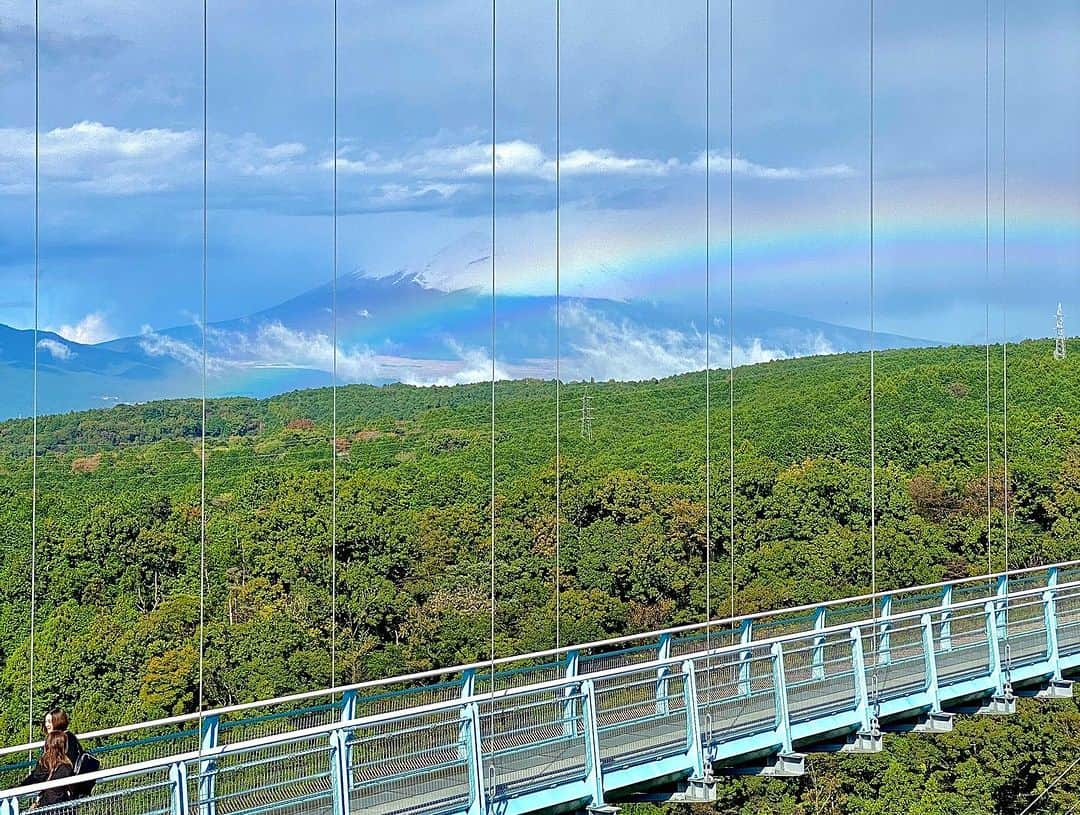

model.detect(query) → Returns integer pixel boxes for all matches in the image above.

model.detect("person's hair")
[41,731,71,773]
[46,708,70,733]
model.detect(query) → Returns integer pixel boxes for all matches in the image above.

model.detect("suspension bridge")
[1,561,1078,815]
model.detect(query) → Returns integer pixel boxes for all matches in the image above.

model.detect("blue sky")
[0,0,1076,397]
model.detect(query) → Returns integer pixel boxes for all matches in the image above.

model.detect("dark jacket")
[34,763,75,808]
[19,733,84,788]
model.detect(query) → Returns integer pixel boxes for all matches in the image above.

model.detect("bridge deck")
[2,563,1078,815]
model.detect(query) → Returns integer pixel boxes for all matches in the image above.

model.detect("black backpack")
[70,750,101,799]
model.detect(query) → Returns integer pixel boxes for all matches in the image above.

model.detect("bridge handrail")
[1,558,1075,761]
[3,573,1077,800]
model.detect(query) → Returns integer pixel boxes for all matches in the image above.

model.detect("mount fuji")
[0,237,936,419]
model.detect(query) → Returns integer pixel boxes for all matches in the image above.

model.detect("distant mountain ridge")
[0,255,936,418]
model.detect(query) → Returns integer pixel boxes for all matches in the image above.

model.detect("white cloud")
[134,318,523,389]
[559,303,819,380]
[0,121,198,195]
[0,121,313,196]
[401,340,509,387]
[693,150,856,180]
[371,181,463,207]
[37,338,73,361]
[335,138,852,185]
[217,134,308,178]
[138,321,380,381]
[139,328,210,370]
[0,120,854,206]
[729,337,787,366]
[240,322,380,381]
[52,311,114,344]
[808,333,837,357]
[337,139,681,182]
[134,305,848,389]
[561,302,707,380]
[557,149,679,177]
[487,140,547,176]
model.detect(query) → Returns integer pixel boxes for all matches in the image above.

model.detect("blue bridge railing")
[2,562,1080,815]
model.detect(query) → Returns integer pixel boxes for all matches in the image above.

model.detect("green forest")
[1,338,1079,814]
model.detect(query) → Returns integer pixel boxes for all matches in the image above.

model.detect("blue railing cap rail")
[1,559,1076,762]
[4,573,1078,802]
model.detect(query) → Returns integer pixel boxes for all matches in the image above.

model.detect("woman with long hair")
[27,731,75,810]
[20,709,84,784]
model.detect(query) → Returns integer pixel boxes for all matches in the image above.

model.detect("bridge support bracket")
[911,711,955,734]
[765,752,806,777]
[725,752,805,778]
[840,723,883,754]
[974,691,1016,716]
[621,773,716,804]
[683,772,717,801]
[1036,679,1074,700]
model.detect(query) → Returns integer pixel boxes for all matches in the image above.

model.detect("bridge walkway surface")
[2,561,1079,815]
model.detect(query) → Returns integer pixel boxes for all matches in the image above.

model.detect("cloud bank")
[0,121,858,213]
[132,301,847,392]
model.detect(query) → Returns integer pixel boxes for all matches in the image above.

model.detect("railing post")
[850,626,872,732]
[330,729,352,815]
[170,761,190,815]
[877,594,893,665]
[986,599,1006,695]
[657,634,673,715]
[565,650,580,678]
[939,584,953,651]
[581,680,608,810]
[996,574,1009,634]
[460,667,477,698]
[464,702,487,815]
[981,596,1018,715]
[459,667,483,788]
[198,713,219,815]
[770,642,793,755]
[563,651,579,736]
[681,660,707,779]
[738,620,753,696]
[340,690,358,720]
[1047,567,1063,681]
[921,613,942,713]
[1044,588,1062,681]
[811,606,827,681]
[338,690,357,797]
[1,795,21,815]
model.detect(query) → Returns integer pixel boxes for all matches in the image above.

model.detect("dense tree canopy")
[0,339,1077,813]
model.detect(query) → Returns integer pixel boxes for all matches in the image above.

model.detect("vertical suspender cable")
[488,0,497,734]
[331,0,339,690]
[199,0,208,725]
[727,0,735,622]
[705,0,712,663]
[869,0,877,632]
[29,0,39,745]
[868,0,876,656]
[985,0,992,577]
[1001,0,1010,605]
[555,0,561,652]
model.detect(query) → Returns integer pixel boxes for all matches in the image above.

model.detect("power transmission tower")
[1055,303,1067,360]
[580,389,593,441]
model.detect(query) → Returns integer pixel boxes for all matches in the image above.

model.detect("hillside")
[0,340,1077,761]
